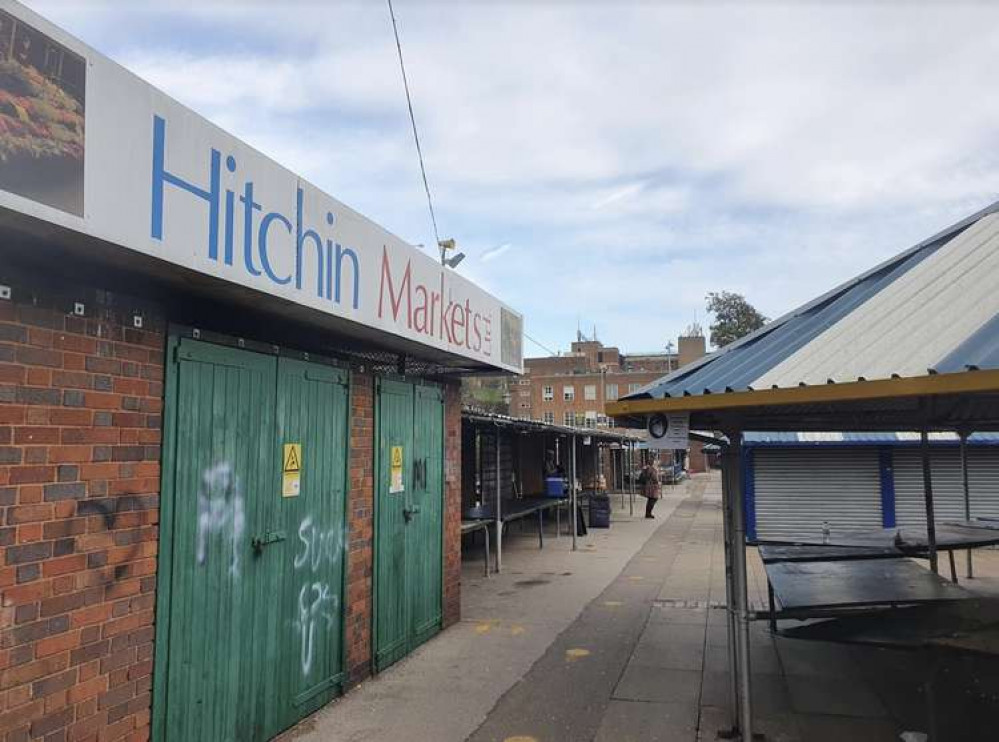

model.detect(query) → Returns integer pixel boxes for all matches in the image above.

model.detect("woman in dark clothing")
[640,460,662,518]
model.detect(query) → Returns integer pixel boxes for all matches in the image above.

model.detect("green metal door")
[154,340,348,742]
[374,379,444,672]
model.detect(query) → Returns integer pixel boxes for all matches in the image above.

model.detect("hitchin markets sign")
[0,0,523,373]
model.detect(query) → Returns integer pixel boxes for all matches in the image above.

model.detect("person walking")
[639,459,662,518]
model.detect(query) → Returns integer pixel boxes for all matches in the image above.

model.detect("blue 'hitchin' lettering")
[150,115,221,259]
[149,115,361,310]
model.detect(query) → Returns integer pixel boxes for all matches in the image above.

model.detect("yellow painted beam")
[605,369,999,417]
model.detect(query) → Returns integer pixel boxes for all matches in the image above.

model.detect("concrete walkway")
[286,473,999,741]
[284,483,688,742]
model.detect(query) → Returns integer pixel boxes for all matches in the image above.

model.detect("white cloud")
[480,243,512,263]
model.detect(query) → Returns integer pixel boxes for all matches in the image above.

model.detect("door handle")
[403,505,421,522]
[251,530,286,552]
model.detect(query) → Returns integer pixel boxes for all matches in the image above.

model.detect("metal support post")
[571,436,578,551]
[629,442,635,517]
[920,428,939,574]
[594,439,600,493]
[724,432,753,741]
[719,439,742,737]
[611,443,618,500]
[495,426,503,573]
[960,430,974,578]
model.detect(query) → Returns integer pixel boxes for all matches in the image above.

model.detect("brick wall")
[0,282,466,735]
[442,381,461,627]
[0,288,164,742]
[344,371,373,687]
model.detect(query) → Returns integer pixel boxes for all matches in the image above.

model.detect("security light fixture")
[444,252,466,269]
[438,238,464,269]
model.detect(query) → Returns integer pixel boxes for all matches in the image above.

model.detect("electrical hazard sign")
[282,443,302,497]
[390,445,404,494]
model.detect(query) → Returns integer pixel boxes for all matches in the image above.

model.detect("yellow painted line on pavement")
[504,737,539,742]
[511,625,526,636]
[565,648,591,662]
[603,600,624,607]
[475,621,498,635]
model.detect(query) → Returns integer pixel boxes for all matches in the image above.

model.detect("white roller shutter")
[894,447,999,526]
[753,448,883,541]
[968,448,999,519]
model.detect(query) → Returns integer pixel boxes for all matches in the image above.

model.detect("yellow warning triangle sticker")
[283,444,301,472]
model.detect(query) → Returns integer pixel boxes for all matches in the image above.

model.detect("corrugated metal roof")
[756,214,999,387]
[745,431,999,446]
[624,200,999,402]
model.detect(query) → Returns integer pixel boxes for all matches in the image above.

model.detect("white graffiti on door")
[297,582,337,677]
[294,516,341,571]
[293,515,344,677]
[196,463,246,577]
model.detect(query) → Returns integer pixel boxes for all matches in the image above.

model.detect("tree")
[706,291,767,348]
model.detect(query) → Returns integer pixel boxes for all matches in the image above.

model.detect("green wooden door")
[411,385,444,645]
[374,379,443,672]
[273,358,349,726]
[373,379,414,671]
[154,340,348,742]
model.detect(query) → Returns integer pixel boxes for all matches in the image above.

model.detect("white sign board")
[646,413,690,450]
[0,1,523,373]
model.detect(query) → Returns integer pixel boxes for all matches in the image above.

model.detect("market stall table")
[463,497,567,570]
[461,519,491,577]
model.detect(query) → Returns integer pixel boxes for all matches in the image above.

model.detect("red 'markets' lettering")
[378,246,412,324]
[378,245,492,357]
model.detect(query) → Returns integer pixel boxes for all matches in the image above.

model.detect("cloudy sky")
[28,0,999,356]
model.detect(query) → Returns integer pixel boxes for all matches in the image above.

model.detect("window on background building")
[575,412,586,427]
[628,383,641,394]
[584,384,597,401]
[520,402,530,409]
[585,411,597,428]
[606,417,615,428]
[543,411,555,424]
[605,383,618,400]
[563,385,575,401]
[543,385,553,401]
[564,411,575,426]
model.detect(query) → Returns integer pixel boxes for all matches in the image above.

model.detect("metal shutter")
[894,447,999,526]
[968,448,999,519]
[753,448,882,541]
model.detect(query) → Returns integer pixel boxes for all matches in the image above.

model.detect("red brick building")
[511,335,705,429]
[0,4,520,741]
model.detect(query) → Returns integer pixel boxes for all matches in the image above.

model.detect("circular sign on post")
[646,412,690,449]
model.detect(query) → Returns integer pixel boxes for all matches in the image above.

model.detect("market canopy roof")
[463,407,642,442]
[607,201,999,432]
